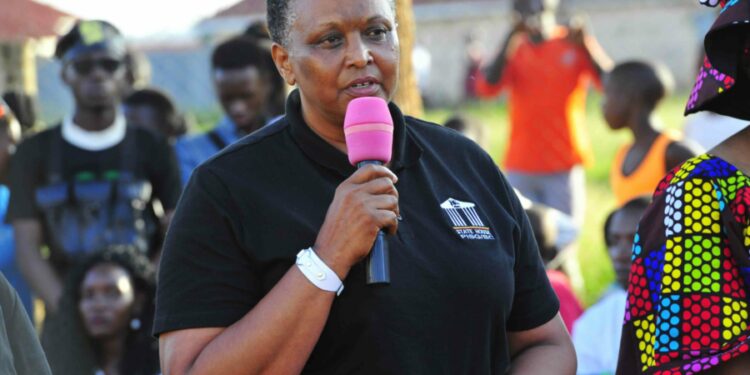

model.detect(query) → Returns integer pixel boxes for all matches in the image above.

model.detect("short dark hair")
[267,0,394,46]
[2,91,35,131]
[525,205,559,264]
[244,20,272,41]
[267,0,294,46]
[211,36,275,74]
[608,61,674,110]
[603,196,652,247]
[124,88,187,137]
[124,88,175,115]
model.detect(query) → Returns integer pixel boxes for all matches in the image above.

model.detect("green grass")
[423,93,689,306]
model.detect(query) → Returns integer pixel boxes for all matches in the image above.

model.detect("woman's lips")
[86,315,110,327]
[345,81,381,97]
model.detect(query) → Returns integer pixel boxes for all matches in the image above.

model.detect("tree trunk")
[393,0,424,117]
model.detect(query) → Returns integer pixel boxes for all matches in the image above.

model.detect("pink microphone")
[344,97,393,285]
[344,97,393,165]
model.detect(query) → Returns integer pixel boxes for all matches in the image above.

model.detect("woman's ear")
[272,43,296,86]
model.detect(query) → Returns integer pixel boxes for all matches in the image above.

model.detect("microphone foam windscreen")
[344,97,394,165]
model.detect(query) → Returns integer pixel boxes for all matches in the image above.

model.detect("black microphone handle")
[357,160,391,285]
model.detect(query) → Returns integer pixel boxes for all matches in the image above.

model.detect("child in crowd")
[525,203,583,332]
[124,88,188,142]
[604,61,697,205]
[443,114,486,149]
[572,196,650,375]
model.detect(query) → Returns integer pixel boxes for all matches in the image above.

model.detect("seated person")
[604,61,697,205]
[443,114,486,149]
[572,196,650,374]
[526,203,583,332]
[123,87,187,142]
[42,246,159,375]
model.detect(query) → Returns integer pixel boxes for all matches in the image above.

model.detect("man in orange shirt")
[477,0,611,224]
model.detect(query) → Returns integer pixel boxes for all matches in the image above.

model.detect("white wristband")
[296,247,344,296]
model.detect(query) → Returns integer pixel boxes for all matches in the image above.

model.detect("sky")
[36,0,240,39]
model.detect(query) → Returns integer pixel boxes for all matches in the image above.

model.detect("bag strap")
[207,129,227,150]
[47,126,64,184]
[119,126,137,176]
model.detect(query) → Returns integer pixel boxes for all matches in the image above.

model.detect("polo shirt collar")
[286,90,420,177]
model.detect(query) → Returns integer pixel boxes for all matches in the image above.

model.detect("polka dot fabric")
[617,155,750,374]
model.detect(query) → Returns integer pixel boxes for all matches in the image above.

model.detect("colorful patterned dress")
[617,154,750,374]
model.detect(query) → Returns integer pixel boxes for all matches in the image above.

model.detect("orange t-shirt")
[610,133,677,206]
[476,31,600,173]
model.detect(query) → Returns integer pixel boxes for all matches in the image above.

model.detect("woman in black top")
[43,246,159,375]
[155,0,575,374]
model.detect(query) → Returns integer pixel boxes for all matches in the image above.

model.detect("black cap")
[55,20,127,61]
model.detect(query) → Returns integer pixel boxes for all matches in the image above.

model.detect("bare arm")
[161,267,338,375]
[508,314,576,374]
[160,165,400,375]
[13,219,62,312]
[482,23,525,85]
[567,23,613,81]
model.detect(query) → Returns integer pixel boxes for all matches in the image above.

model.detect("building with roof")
[191,0,704,105]
[0,0,75,96]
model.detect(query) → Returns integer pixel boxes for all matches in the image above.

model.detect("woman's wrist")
[312,243,352,280]
[296,248,344,296]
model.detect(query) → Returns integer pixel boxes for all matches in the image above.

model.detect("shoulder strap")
[207,129,227,150]
[47,126,64,184]
[610,144,629,181]
[648,133,676,175]
[119,126,138,176]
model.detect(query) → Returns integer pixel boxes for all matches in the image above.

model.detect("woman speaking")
[154,0,575,374]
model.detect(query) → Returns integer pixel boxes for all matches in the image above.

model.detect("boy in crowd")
[525,203,583,332]
[572,197,650,374]
[605,61,698,205]
[7,20,181,313]
[175,36,279,185]
[124,87,187,142]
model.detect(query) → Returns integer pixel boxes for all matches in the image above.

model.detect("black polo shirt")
[154,90,559,374]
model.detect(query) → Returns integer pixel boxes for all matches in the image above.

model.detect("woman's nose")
[346,35,373,68]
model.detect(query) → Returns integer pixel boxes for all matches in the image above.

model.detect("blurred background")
[0,0,715,306]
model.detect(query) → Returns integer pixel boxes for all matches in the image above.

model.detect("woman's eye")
[318,34,342,47]
[367,28,389,41]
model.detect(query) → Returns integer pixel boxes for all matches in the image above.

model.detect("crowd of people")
[0,0,747,374]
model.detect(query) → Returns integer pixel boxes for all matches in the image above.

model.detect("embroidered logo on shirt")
[440,198,495,240]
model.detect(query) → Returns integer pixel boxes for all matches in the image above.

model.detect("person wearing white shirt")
[573,197,650,375]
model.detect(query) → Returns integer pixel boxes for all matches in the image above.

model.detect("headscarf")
[685,0,750,120]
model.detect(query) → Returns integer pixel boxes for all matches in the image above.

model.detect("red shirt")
[476,30,600,173]
[546,269,584,333]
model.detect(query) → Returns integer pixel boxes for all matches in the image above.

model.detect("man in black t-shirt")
[6,20,181,313]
